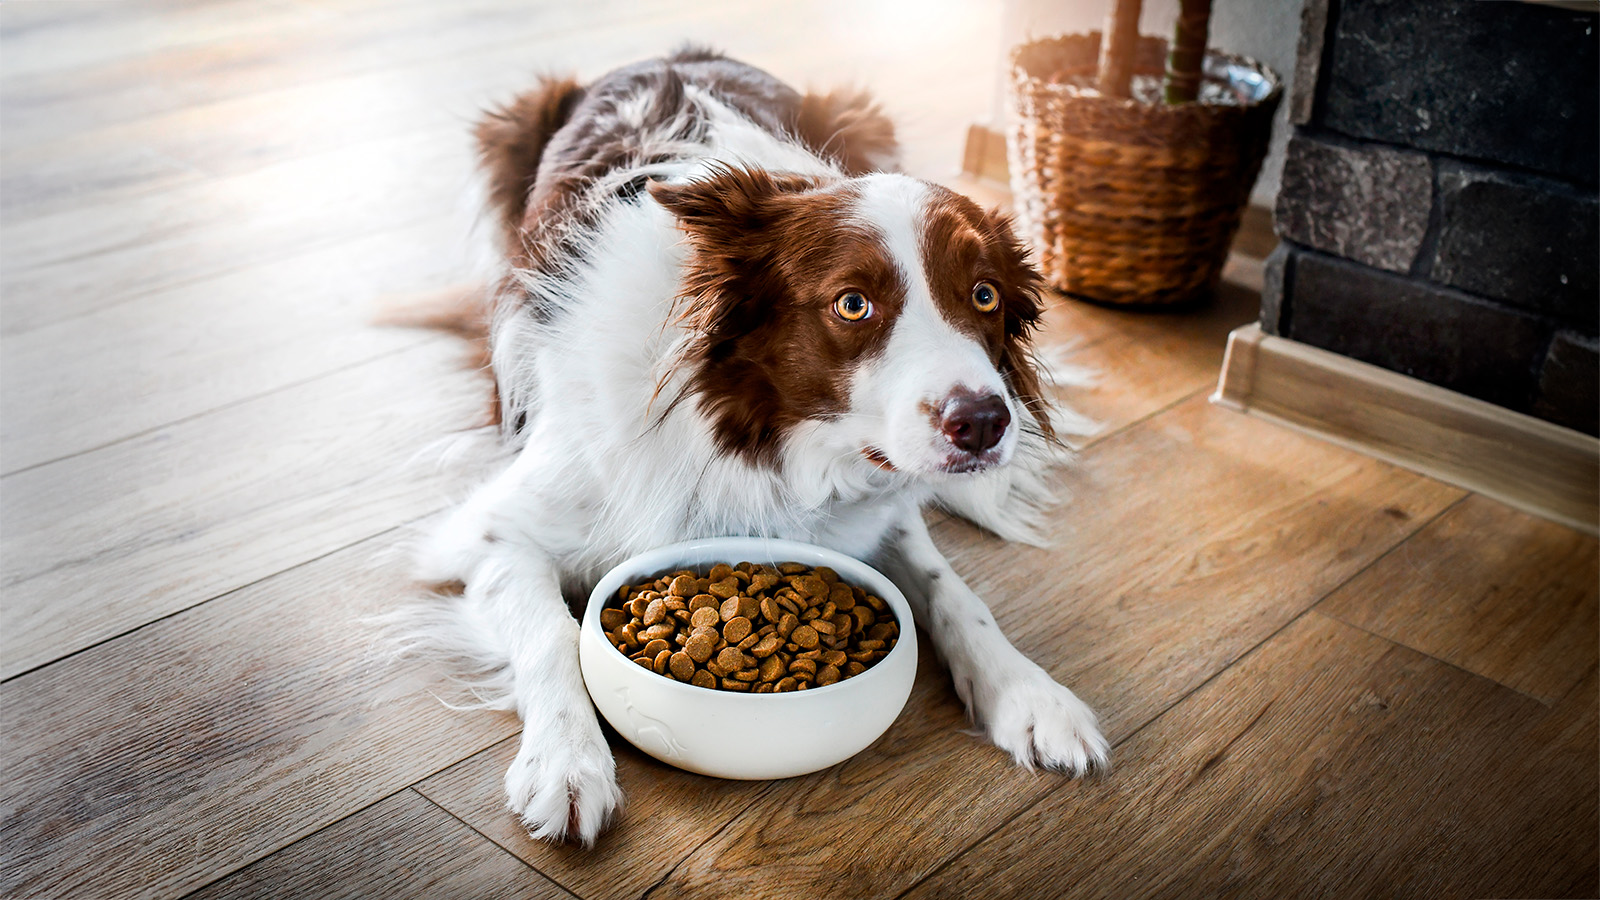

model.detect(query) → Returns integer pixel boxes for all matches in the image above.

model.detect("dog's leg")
[424,470,623,845]
[876,510,1108,774]
[466,541,622,845]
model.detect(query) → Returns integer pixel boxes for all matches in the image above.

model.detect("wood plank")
[594,396,1466,900]
[0,338,494,679]
[0,0,324,81]
[183,790,574,900]
[902,613,1599,900]
[0,129,475,335]
[1213,322,1600,535]
[0,215,475,472]
[0,527,522,900]
[1319,493,1598,704]
[415,731,779,900]
[0,0,989,219]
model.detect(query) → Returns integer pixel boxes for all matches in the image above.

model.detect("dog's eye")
[971,281,1000,313]
[834,291,872,322]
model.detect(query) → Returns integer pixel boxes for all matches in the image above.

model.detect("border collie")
[414,47,1107,845]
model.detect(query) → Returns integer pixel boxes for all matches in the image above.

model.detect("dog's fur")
[415,47,1107,845]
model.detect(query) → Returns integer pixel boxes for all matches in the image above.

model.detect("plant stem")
[1097,0,1143,99]
[1164,0,1212,104]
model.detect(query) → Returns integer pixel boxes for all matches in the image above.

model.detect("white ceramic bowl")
[579,536,917,780]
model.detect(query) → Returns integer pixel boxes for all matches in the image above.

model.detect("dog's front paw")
[967,665,1108,775]
[504,728,623,846]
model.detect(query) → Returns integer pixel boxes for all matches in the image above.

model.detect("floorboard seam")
[634,784,784,900]
[0,506,447,684]
[1309,606,1560,708]
[0,334,446,479]
[171,785,415,900]
[410,787,583,898]
[887,491,1471,900]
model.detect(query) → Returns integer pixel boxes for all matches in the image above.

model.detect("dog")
[413,46,1107,845]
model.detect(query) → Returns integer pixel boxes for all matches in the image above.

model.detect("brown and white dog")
[414,47,1106,844]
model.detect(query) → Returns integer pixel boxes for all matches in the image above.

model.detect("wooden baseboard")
[1213,323,1600,536]
[960,123,1011,185]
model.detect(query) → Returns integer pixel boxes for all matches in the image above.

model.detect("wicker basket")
[1007,33,1282,306]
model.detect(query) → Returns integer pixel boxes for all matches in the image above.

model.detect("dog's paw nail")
[982,675,1108,776]
[504,738,623,846]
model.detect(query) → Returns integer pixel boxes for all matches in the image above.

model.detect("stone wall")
[1265,0,1599,436]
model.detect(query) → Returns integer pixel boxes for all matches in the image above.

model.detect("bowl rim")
[582,536,915,703]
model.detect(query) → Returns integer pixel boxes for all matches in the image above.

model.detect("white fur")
[417,78,1106,846]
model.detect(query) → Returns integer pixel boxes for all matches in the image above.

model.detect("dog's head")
[651,167,1049,479]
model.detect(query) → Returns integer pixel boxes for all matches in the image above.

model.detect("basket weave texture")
[1008,34,1282,306]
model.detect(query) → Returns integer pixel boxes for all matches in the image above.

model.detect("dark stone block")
[1275,134,1431,273]
[1533,331,1599,436]
[1321,0,1599,185]
[1286,249,1549,412]
[1259,241,1291,335]
[1288,0,1331,126]
[1431,162,1599,331]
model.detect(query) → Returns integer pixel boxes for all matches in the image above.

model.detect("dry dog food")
[601,562,899,692]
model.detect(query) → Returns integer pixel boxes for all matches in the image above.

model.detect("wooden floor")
[2,3,1595,898]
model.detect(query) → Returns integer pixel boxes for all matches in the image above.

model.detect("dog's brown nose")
[939,392,1010,454]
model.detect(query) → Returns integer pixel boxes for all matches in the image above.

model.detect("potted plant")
[1007,0,1281,306]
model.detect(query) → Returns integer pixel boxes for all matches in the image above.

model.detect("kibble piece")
[716,646,746,672]
[793,575,828,598]
[750,634,783,658]
[759,596,781,622]
[820,649,848,667]
[777,561,808,575]
[816,664,841,686]
[846,661,866,676]
[719,597,742,622]
[690,606,721,630]
[751,572,781,593]
[691,669,716,689]
[776,676,799,692]
[653,649,672,675]
[633,656,653,670]
[829,582,855,609]
[600,608,627,630]
[638,623,675,642]
[619,623,640,647]
[641,638,670,658]
[868,623,896,641]
[689,593,718,611]
[708,563,734,582]
[642,598,667,626]
[685,631,717,662]
[668,574,697,597]
[724,616,753,644]
[736,632,761,651]
[732,668,760,682]
[754,683,775,693]
[758,653,784,682]
[791,624,820,649]
[721,678,751,692]
[777,612,799,637]
[789,657,817,678]
[669,651,695,681]
[811,618,836,637]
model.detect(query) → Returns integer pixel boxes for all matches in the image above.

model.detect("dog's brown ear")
[979,208,1054,441]
[648,166,817,235]
[649,167,818,339]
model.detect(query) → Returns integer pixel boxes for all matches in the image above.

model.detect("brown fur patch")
[917,187,1052,440]
[794,88,899,175]
[651,167,908,464]
[474,76,587,254]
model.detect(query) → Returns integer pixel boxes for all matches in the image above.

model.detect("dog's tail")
[474,75,587,252]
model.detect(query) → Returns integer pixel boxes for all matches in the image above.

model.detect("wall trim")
[1213,323,1599,536]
